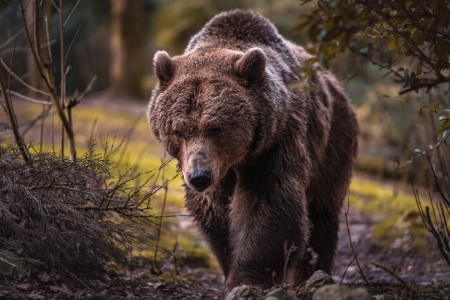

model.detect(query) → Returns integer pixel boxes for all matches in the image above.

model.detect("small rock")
[225,285,254,300]
[264,288,295,300]
[38,272,51,283]
[28,292,45,300]
[49,286,66,293]
[0,291,9,297]
[306,270,334,288]
[153,282,166,290]
[16,284,36,291]
[372,295,385,300]
[313,284,372,300]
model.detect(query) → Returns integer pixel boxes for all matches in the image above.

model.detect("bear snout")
[188,170,212,192]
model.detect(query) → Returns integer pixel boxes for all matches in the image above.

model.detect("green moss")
[135,229,218,269]
[349,177,418,215]
[349,177,431,253]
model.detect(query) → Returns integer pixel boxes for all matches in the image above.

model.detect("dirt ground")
[333,206,448,284]
[2,205,448,299]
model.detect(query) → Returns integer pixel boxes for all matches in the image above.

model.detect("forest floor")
[1,93,449,299]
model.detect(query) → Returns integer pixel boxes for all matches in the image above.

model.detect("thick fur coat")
[148,10,358,295]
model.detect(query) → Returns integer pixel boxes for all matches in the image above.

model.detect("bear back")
[186,10,298,68]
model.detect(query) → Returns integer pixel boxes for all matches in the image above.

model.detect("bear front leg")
[223,186,310,295]
[185,170,236,277]
[295,210,341,285]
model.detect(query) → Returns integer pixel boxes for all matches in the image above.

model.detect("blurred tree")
[152,0,251,55]
[297,0,450,135]
[109,0,145,97]
[152,0,311,55]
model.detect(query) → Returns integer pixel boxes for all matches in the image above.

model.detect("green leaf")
[437,123,450,135]
[306,48,317,55]
[382,94,390,98]
[434,103,440,111]
[387,39,397,51]
[415,64,422,76]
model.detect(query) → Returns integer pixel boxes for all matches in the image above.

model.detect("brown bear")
[147,10,358,296]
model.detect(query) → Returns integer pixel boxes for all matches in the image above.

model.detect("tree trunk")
[109,0,145,98]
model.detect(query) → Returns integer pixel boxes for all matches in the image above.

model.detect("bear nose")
[189,170,211,190]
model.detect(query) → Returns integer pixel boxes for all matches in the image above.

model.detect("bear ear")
[234,47,266,83]
[154,51,175,86]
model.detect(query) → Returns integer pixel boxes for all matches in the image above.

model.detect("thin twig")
[172,238,180,276]
[154,154,168,274]
[51,106,55,153]
[0,39,30,162]
[59,0,65,157]
[20,105,52,136]
[371,262,413,300]
[87,118,98,156]
[51,0,60,12]
[0,27,27,51]
[19,0,76,160]
[40,105,45,153]
[34,0,43,67]
[345,191,369,284]
[0,58,50,96]
[340,255,356,284]
[5,90,52,105]
[76,75,97,102]
[0,257,17,268]
[116,115,142,166]
[64,26,81,63]
[63,0,80,27]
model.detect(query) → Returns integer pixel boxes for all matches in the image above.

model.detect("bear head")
[148,47,267,192]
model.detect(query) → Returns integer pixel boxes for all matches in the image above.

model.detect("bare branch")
[0,58,50,97]
[0,27,27,51]
[51,0,60,12]
[64,26,81,63]
[63,0,80,27]
[0,39,30,162]
[76,75,97,102]
[59,0,65,158]
[6,90,52,105]
[19,0,76,160]
[345,191,369,284]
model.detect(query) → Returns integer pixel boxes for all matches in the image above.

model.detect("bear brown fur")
[147,10,358,295]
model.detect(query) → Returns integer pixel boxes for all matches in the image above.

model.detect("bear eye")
[211,128,222,137]
[174,131,184,140]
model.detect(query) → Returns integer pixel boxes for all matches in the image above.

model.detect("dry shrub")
[0,144,173,282]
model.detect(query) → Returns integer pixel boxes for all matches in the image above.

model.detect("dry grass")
[0,143,175,285]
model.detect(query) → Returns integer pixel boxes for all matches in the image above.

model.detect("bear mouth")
[192,187,207,193]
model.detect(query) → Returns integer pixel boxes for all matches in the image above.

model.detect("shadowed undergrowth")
[0,145,173,286]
